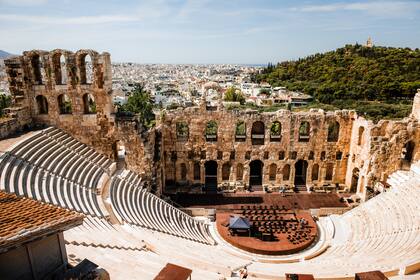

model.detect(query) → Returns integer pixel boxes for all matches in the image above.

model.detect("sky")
[0,0,419,64]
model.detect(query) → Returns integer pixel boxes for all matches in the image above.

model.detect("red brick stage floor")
[216,210,318,255]
[172,192,347,210]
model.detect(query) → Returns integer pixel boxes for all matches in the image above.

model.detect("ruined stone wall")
[160,104,355,192]
[4,49,117,158]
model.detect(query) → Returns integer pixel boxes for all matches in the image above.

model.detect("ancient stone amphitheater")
[0,49,419,279]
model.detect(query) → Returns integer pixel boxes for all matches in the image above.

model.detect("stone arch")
[358,126,365,145]
[325,163,334,181]
[270,121,282,142]
[205,120,218,141]
[204,160,218,192]
[294,160,308,186]
[282,164,290,181]
[57,94,72,114]
[403,140,415,163]
[193,161,200,181]
[35,95,48,114]
[251,121,265,145]
[222,162,231,181]
[269,163,277,181]
[236,163,244,181]
[76,50,98,85]
[52,52,68,85]
[30,54,44,85]
[327,121,340,142]
[235,120,246,141]
[311,163,319,181]
[298,121,310,142]
[351,168,359,193]
[180,163,187,181]
[249,160,263,187]
[83,93,96,114]
[176,121,189,141]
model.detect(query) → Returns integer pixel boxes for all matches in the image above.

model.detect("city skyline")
[1,0,420,64]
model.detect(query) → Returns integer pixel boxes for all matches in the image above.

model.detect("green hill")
[255,44,420,121]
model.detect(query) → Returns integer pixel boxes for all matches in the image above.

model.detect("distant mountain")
[0,50,14,59]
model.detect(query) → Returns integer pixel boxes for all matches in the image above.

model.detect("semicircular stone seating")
[109,173,214,245]
[0,127,111,217]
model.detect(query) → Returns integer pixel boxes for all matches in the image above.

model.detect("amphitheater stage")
[216,210,317,255]
[171,192,347,211]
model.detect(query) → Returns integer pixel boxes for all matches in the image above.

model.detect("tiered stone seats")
[109,174,214,245]
[0,127,110,217]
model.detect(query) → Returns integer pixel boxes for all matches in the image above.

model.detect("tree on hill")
[224,86,245,104]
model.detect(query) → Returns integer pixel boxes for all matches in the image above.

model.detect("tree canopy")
[0,94,11,117]
[118,84,155,127]
[224,87,245,104]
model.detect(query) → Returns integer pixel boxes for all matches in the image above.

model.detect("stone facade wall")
[160,103,355,192]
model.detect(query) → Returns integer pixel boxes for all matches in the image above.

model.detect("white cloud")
[0,14,140,25]
[293,1,420,17]
[0,0,48,6]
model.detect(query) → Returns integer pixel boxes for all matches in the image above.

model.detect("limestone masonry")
[2,49,419,200]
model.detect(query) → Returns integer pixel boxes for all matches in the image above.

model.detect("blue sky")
[1,0,419,64]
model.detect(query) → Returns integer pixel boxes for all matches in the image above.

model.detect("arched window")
[298,121,310,142]
[320,151,326,161]
[327,121,340,142]
[57,94,72,114]
[83,93,96,114]
[282,164,290,181]
[269,163,277,181]
[176,122,189,141]
[403,141,415,163]
[79,54,93,85]
[251,121,265,145]
[193,162,200,180]
[222,163,230,181]
[205,120,218,141]
[180,163,187,181]
[236,163,244,181]
[53,54,67,85]
[235,121,246,141]
[325,163,334,181]
[31,54,43,85]
[358,126,365,145]
[270,121,281,142]
[35,95,48,114]
[311,164,319,181]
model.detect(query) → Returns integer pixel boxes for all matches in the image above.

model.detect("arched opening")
[325,163,334,181]
[358,126,365,145]
[53,54,67,85]
[180,163,187,181]
[249,160,263,188]
[251,121,265,145]
[403,141,415,163]
[222,162,231,181]
[235,121,246,141]
[282,164,290,181]
[79,54,93,85]
[351,168,359,193]
[298,121,310,142]
[57,94,72,114]
[193,162,200,181]
[236,163,244,181]
[35,95,48,114]
[269,163,277,181]
[311,164,319,181]
[327,121,340,142]
[205,120,218,142]
[176,122,189,141]
[114,140,126,161]
[270,121,282,142]
[294,160,308,186]
[31,54,43,85]
[204,160,218,192]
[83,93,96,114]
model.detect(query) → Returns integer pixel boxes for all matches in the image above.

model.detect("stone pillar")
[411,89,420,120]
